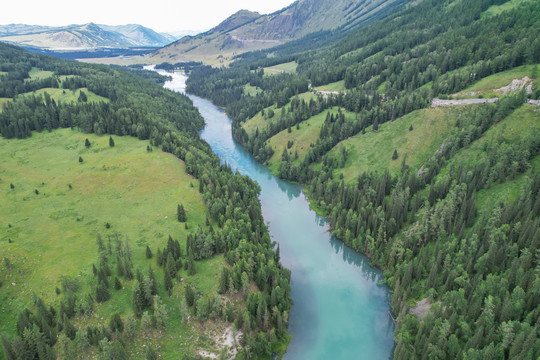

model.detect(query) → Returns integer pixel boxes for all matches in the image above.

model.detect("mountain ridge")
[149,0,409,65]
[0,22,176,50]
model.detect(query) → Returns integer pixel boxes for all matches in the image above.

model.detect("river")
[155,68,395,359]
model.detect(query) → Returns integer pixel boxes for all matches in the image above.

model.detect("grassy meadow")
[437,104,540,215]
[336,107,459,183]
[242,91,318,136]
[24,87,109,104]
[265,106,357,172]
[313,80,346,92]
[0,129,234,358]
[263,61,298,76]
[26,68,55,81]
[482,0,536,17]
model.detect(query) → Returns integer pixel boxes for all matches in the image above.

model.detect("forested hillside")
[186,0,540,358]
[0,43,290,359]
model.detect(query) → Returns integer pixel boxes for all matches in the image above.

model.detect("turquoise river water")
[157,68,395,359]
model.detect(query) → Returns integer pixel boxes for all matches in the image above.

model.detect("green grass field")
[0,97,11,110]
[336,107,459,182]
[437,104,540,215]
[26,67,54,81]
[244,83,262,96]
[314,80,346,92]
[242,91,318,136]
[22,87,109,104]
[482,0,536,17]
[266,107,357,172]
[263,61,298,76]
[0,129,234,358]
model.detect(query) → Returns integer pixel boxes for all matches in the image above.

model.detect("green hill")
[0,43,290,360]
[186,0,540,358]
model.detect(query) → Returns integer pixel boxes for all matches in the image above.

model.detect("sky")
[0,0,295,33]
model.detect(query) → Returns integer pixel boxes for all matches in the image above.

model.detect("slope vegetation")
[186,0,540,358]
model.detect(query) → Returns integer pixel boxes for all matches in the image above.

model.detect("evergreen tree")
[84,138,90,147]
[164,268,173,295]
[96,279,110,303]
[146,346,157,360]
[392,149,399,160]
[109,313,124,333]
[63,314,77,340]
[109,136,115,147]
[153,295,167,329]
[146,245,153,259]
[218,267,230,294]
[177,204,187,222]
[184,283,195,307]
[132,281,144,317]
[124,314,136,339]
[78,156,83,163]
[114,277,122,290]
[188,253,196,276]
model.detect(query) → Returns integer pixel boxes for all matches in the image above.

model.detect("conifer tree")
[188,253,196,276]
[109,313,123,333]
[177,204,187,222]
[148,266,158,296]
[218,267,229,294]
[109,136,115,147]
[146,346,157,360]
[164,268,173,295]
[146,245,152,259]
[63,314,76,340]
[124,314,136,339]
[84,138,90,147]
[132,281,144,317]
[184,283,195,307]
[96,279,110,303]
[114,277,122,290]
[166,253,177,278]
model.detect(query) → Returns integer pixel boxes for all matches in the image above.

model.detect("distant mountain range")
[150,0,407,64]
[0,23,180,50]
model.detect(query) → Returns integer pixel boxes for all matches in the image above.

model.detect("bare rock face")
[495,76,534,95]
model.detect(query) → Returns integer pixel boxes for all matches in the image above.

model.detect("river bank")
[154,67,395,360]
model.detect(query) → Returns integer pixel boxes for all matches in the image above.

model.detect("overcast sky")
[0,0,294,33]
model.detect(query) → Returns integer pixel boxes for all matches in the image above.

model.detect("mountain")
[0,24,59,35]
[150,0,408,65]
[98,24,174,47]
[164,29,206,40]
[0,23,173,50]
